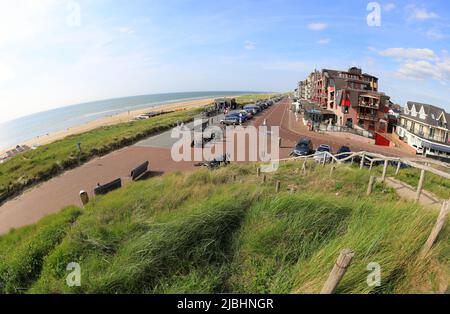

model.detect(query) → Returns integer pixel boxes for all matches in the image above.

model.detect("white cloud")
[426,29,446,40]
[406,5,439,21]
[379,48,437,60]
[317,38,330,44]
[307,22,328,31]
[244,40,256,50]
[117,27,135,35]
[396,60,442,80]
[383,53,450,83]
[383,3,396,12]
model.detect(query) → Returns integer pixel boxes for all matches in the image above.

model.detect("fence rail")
[316,124,374,139]
[275,151,450,180]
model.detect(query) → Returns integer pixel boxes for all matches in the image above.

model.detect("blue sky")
[0,0,449,123]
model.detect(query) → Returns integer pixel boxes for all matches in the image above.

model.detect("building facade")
[298,67,391,133]
[396,102,450,160]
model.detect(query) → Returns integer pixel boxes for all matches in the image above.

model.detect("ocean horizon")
[0,91,264,151]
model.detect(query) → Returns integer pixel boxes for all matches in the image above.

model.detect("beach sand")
[0,97,218,156]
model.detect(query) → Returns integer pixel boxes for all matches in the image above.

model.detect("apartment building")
[396,102,450,159]
[300,67,390,133]
[296,74,313,100]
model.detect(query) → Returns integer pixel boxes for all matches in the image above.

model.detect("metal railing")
[316,124,374,139]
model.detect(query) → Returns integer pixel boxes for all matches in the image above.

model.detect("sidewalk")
[382,177,442,210]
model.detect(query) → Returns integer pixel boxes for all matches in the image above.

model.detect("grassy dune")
[235,94,277,106]
[0,161,448,294]
[371,165,450,199]
[0,109,200,204]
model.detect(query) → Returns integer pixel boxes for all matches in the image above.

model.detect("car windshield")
[318,146,329,151]
[296,142,308,149]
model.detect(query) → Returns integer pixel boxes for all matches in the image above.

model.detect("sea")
[0,91,260,151]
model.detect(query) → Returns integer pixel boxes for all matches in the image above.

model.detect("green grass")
[0,108,200,204]
[235,94,278,106]
[371,164,450,199]
[0,161,448,294]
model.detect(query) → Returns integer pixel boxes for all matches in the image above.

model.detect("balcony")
[398,124,449,144]
[359,101,379,109]
[358,114,377,121]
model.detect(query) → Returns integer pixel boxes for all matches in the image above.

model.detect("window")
[430,128,435,138]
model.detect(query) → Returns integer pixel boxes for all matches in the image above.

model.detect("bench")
[94,178,122,196]
[131,161,150,181]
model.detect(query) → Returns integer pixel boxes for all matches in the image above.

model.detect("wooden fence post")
[360,154,365,169]
[381,160,388,182]
[276,181,281,193]
[415,169,426,202]
[262,174,267,183]
[420,201,449,257]
[366,176,375,196]
[257,167,261,177]
[395,161,401,175]
[79,190,89,206]
[302,159,307,174]
[320,249,355,294]
[369,161,374,172]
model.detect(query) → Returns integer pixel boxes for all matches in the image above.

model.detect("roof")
[322,68,378,81]
[402,101,449,129]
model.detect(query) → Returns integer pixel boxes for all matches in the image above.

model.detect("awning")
[360,94,379,99]
[422,141,450,154]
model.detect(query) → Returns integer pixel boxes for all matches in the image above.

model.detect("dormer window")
[419,107,427,120]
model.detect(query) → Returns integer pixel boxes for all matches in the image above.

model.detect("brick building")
[298,67,391,133]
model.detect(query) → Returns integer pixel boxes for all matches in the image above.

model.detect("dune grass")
[235,94,277,106]
[0,108,200,205]
[0,161,448,294]
[371,164,450,199]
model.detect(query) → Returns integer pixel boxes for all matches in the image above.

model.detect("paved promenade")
[0,98,414,234]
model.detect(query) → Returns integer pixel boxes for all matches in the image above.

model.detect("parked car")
[243,107,258,115]
[227,112,248,123]
[313,144,332,163]
[220,116,240,125]
[254,103,265,111]
[291,138,315,156]
[243,105,260,114]
[336,146,352,160]
[240,109,253,119]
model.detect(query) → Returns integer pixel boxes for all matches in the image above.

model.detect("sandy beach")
[0,97,219,157]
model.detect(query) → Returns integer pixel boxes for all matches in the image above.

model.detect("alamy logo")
[66,0,82,27]
[66,262,81,287]
[367,2,381,27]
[366,262,381,287]
[170,119,280,172]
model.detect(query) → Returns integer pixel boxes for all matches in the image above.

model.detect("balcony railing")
[398,124,449,144]
[358,114,377,121]
[359,101,379,109]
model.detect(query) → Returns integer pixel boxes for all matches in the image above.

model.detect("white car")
[313,144,332,163]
